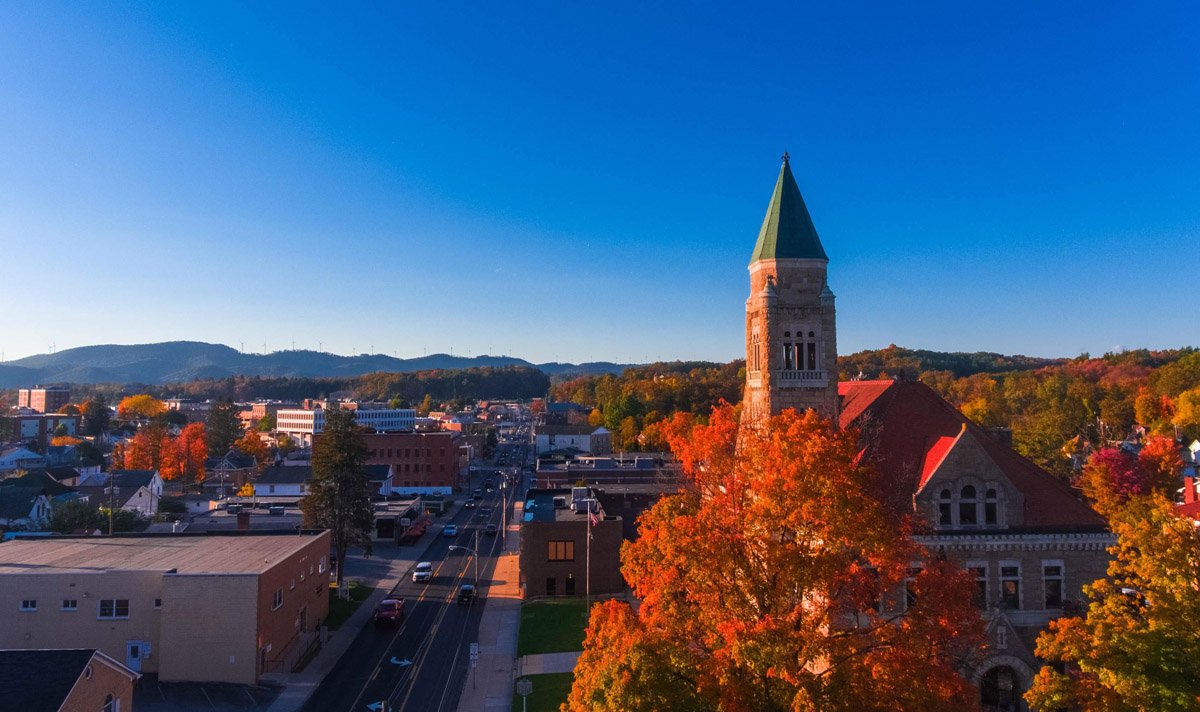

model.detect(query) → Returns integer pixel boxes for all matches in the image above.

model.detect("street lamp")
[448,544,479,584]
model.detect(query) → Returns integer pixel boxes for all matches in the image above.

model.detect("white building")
[275,407,416,447]
[535,426,613,455]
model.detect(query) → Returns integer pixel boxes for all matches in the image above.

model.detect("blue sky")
[1,2,1197,364]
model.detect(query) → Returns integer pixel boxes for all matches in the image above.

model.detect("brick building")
[741,156,1112,710]
[361,431,462,495]
[17,386,71,414]
[0,649,139,712]
[518,487,623,599]
[0,531,331,684]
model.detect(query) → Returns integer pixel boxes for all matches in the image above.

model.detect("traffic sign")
[515,677,533,696]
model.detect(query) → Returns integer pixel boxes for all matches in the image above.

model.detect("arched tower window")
[807,330,818,370]
[959,485,978,525]
[783,332,794,370]
[938,489,952,526]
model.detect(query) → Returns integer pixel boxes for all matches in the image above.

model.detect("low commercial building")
[533,454,680,488]
[0,531,332,684]
[534,426,611,455]
[276,407,416,447]
[0,648,139,712]
[518,487,623,599]
[3,413,81,450]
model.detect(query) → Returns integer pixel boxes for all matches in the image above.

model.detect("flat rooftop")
[523,489,614,524]
[0,532,327,575]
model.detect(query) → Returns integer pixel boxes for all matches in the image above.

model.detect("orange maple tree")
[117,423,168,472]
[234,430,270,474]
[160,423,208,484]
[566,405,984,712]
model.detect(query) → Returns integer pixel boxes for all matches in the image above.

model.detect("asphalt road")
[303,442,528,712]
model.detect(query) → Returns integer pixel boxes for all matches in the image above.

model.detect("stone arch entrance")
[975,655,1034,712]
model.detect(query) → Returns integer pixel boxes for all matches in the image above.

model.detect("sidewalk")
[456,505,524,712]
[263,538,426,712]
[516,651,580,675]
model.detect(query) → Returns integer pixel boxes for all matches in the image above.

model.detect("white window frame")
[61,599,78,611]
[19,599,36,612]
[999,560,1021,611]
[98,598,130,619]
[272,588,283,611]
[1042,559,1065,610]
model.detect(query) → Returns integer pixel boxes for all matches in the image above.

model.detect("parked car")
[412,562,433,583]
[374,598,405,626]
[443,524,458,537]
[472,488,483,500]
[484,523,498,536]
[457,584,475,605]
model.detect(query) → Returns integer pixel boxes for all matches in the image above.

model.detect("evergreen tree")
[80,395,111,436]
[300,407,374,591]
[206,399,242,455]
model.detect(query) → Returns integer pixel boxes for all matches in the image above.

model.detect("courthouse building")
[739,156,1112,711]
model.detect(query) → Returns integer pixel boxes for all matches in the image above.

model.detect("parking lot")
[133,675,281,711]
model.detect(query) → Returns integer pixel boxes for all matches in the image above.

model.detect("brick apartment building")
[0,531,331,685]
[519,487,624,599]
[17,386,71,414]
[0,649,139,712]
[361,431,463,495]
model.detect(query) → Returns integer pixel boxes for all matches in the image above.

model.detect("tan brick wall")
[59,654,137,712]
[159,574,259,684]
[0,570,163,673]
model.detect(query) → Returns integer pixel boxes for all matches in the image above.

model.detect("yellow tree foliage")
[235,430,270,474]
[50,435,84,447]
[1025,495,1200,711]
[116,394,166,420]
[566,405,984,712]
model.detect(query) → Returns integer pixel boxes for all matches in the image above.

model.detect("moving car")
[457,584,475,605]
[412,561,433,583]
[484,523,498,536]
[443,524,458,537]
[374,598,405,626]
[464,501,477,509]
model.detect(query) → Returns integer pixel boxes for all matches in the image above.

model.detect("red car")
[373,598,406,626]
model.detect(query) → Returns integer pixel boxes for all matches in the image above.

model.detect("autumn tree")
[116,394,166,420]
[300,407,374,591]
[1025,494,1200,711]
[567,405,984,712]
[161,422,208,485]
[1078,440,1179,511]
[235,429,271,474]
[206,399,242,455]
[118,422,168,471]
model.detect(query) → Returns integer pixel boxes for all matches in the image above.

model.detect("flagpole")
[586,498,591,613]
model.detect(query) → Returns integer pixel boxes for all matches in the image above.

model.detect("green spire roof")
[749,155,828,263]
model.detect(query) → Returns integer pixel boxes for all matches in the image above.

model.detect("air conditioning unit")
[553,496,567,509]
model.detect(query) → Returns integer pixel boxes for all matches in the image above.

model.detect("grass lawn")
[324,581,374,630]
[517,599,589,657]
[512,672,573,712]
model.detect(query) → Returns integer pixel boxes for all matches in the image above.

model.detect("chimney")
[1185,476,1196,505]
[237,511,251,531]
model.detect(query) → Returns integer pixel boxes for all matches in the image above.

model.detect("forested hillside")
[549,347,1200,480]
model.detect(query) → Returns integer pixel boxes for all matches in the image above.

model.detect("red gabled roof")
[838,380,1104,530]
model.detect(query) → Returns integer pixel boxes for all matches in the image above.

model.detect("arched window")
[959,485,978,525]
[938,489,952,526]
[807,331,817,370]
[985,488,998,525]
[783,341,794,370]
[102,694,119,712]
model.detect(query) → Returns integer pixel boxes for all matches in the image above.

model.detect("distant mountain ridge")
[0,341,631,387]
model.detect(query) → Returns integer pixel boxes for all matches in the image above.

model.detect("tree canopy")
[567,405,984,711]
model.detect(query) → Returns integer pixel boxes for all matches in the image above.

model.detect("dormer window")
[958,485,978,525]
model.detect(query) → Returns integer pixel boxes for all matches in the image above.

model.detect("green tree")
[257,412,277,432]
[80,396,112,436]
[205,399,242,455]
[52,423,68,437]
[49,499,105,533]
[1026,495,1200,711]
[300,408,374,591]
